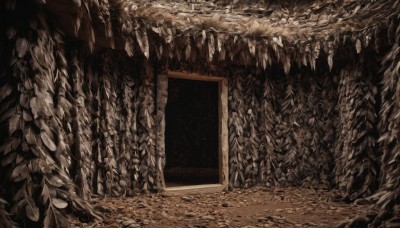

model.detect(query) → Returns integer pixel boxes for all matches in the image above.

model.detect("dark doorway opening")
[165,78,219,187]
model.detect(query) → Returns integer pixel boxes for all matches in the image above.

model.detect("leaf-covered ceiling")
[42,0,399,70]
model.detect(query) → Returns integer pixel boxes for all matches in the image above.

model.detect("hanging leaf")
[25,126,37,145]
[272,36,283,47]
[136,28,149,59]
[9,113,21,135]
[52,198,68,209]
[356,39,362,54]
[185,43,191,61]
[25,194,39,222]
[0,83,13,103]
[248,39,256,56]
[41,131,56,151]
[328,54,333,71]
[16,38,29,58]
[125,42,133,57]
[1,152,17,167]
[40,184,49,205]
[30,97,40,119]
[11,164,28,182]
[208,34,215,62]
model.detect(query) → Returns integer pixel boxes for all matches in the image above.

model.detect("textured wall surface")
[1,1,400,227]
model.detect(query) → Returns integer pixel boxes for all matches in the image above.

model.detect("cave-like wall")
[1,1,400,227]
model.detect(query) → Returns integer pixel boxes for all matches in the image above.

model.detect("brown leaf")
[25,126,37,145]
[52,198,68,209]
[16,38,29,58]
[0,84,13,103]
[356,39,362,54]
[9,114,21,135]
[41,184,50,204]
[30,97,39,119]
[136,28,149,59]
[25,194,39,222]
[11,164,28,182]
[1,152,16,167]
[41,131,56,151]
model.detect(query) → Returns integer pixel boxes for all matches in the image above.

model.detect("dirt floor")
[71,186,370,228]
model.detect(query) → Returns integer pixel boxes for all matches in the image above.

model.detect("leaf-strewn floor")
[70,186,369,228]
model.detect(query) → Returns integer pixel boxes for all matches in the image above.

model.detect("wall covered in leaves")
[1,1,400,227]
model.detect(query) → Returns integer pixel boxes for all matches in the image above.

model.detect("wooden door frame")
[158,71,229,194]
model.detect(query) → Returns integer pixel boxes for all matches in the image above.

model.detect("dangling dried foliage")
[228,73,246,188]
[70,49,92,200]
[137,60,157,192]
[0,198,16,227]
[259,74,278,186]
[243,74,261,187]
[0,6,99,226]
[343,21,400,227]
[98,53,121,196]
[334,66,378,201]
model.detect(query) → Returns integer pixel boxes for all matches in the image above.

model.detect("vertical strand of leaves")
[0,7,98,225]
[228,73,246,188]
[99,53,119,196]
[368,22,400,226]
[90,61,104,195]
[272,78,286,186]
[110,59,125,196]
[117,61,133,195]
[280,77,297,185]
[70,49,91,200]
[112,60,124,196]
[259,74,278,186]
[137,60,156,192]
[316,74,338,186]
[300,74,320,186]
[82,61,98,194]
[155,74,168,189]
[243,74,261,187]
[128,63,140,193]
[335,66,378,201]
[0,6,17,225]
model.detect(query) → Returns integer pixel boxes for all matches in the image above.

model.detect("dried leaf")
[125,42,133,57]
[11,164,28,182]
[30,97,39,119]
[9,114,21,135]
[135,28,149,59]
[16,38,29,58]
[328,54,333,71]
[41,131,56,151]
[52,198,68,209]
[356,39,362,54]
[41,184,50,204]
[25,194,39,222]
[0,83,13,103]
[1,152,16,167]
[208,34,215,62]
[25,126,37,145]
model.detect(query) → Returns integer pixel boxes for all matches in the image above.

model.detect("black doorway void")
[165,78,219,187]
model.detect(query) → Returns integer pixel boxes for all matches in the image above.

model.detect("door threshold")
[164,184,226,195]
